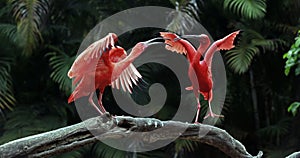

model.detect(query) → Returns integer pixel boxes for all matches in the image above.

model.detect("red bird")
[68,33,159,114]
[160,31,240,123]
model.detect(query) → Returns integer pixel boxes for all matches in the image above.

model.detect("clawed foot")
[204,112,224,119]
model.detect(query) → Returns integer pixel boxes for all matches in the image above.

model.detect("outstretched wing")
[160,32,187,55]
[204,30,240,69]
[215,30,240,50]
[111,64,141,93]
[68,33,118,79]
[107,47,142,93]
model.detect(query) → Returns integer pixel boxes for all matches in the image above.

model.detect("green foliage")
[224,0,266,19]
[90,142,126,158]
[167,0,200,34]
[283,30,300,76]
[175,139,199,153]
[225,29,286,74]
[0,24,17,43]
[0,0,298,157]
[287,102,300,116]
[52,150,85,158]
[257,118,291,145]
[8,0,50,55]
[0,103,70,144]
[0,56,15,111]
[46,50,75,95]
[264,148,295,158]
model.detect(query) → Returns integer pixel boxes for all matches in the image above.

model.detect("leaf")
[8,0,51,55]
[167,0,201,34]
[0,103,69,144]
[224,0,266,19]
[0,24,17,43]
[287,102,300,116]
[175,139,199,153]
[91,142,126,158]
[226,29,285,74]
[257,118,292,143]
[46,50,75,94]
[283,30,300,76]
[0,56,15,111]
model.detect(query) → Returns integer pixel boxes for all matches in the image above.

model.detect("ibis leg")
[88,92,103,115]
[204,90,223,119]
[194,97,201,123]
[97,93,107,113]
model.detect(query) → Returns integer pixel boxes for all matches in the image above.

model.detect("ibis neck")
[114,48,142,76]
[179,39,197,63]
[194,42,210,64]
[204,43,218,69]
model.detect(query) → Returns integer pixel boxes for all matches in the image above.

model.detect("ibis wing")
[68,33,117,79]
[204,30,240,69]
[215,30,240,50]
[160,32,187,55]
[111,64,141,93]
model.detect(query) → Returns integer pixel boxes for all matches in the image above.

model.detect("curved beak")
[143,37,164,46]
[181,35,203,39]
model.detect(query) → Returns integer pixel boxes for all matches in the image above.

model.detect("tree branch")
[286,151,300,158]
[0,114,263,158]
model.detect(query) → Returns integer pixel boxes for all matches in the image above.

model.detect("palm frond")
[0,24,17,43]
[0,56,15,111]
[226,45,258,74]
[167,0,201,34]
[175,139,199,153]
[0,103,69,144]
[8,0,50,55]
[224,0,266,19]
[91,142,126,158]
[46,50,74,95]
[52,150,84,158]
[138,149,170,158]
[264,148,295,158]
[225,29,285,74]
[257,118,292,144]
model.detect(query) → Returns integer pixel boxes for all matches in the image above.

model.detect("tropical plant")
[257,118,292,145]
[8,0,51,55]
[0,102,72,144]
[288,102,300,116]
[225,29,286,74]
[223,0,266,19]
[47,51,74,94]
[283,30,300,76]
[0,56,15,111]
[0,0,299,157]
[167,0,201,34]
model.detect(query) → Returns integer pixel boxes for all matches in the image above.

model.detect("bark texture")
[0,113,265,158]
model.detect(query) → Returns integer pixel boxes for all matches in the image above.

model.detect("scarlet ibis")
[67,33,160,114]
[160,31,240,122]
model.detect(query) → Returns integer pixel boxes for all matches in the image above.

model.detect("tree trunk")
[249,68,260,130]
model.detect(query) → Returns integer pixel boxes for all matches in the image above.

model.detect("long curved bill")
[181,35,203,39]
[143,37,164,46]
